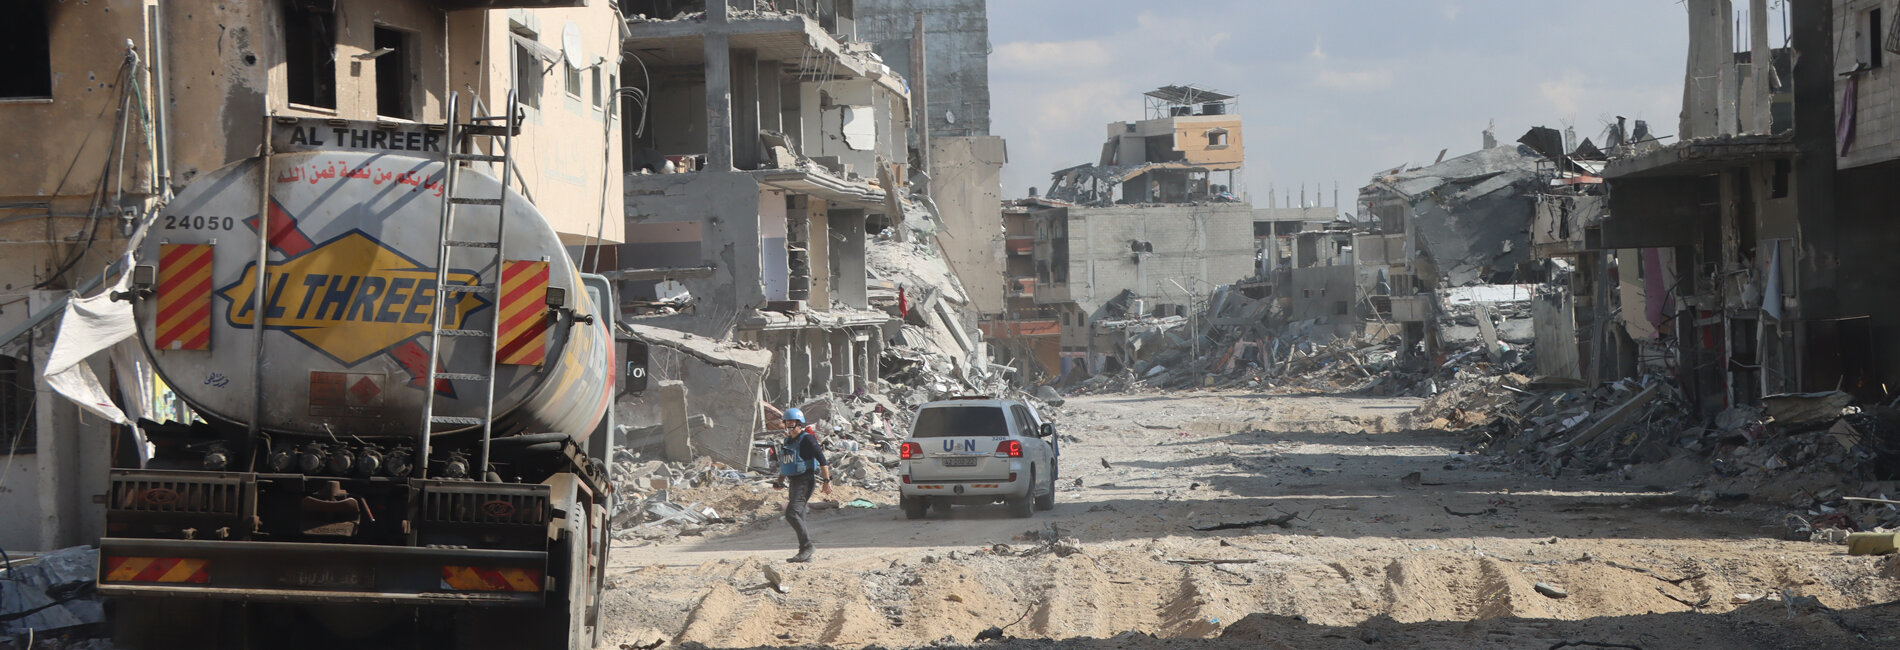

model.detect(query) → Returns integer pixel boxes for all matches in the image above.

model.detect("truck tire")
[1007,469,1035,518]
[1034,464,1056,511]
[902,495,928,520]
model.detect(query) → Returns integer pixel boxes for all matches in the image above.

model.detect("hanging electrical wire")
[36,48,140,290]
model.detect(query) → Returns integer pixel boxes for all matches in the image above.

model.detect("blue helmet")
[784,407,805,423]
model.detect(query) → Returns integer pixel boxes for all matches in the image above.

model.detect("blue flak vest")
[776,430,818,476]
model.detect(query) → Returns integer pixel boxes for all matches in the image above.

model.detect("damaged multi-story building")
[0,0,626,551]
[605,0,942,465]
[1353,122,1619,366]
[1023,86,1257,376]
[1588,0,1900,416]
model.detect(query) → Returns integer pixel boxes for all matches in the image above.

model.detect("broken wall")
[930,136,1009,314]
[1058,204,1256,316]
[615,325,772,469]
[852,0,993,138]
[623,172,769,337]
[1282,265,1359,326]
[1836,0,1900,168]
[1379,146,1544,287]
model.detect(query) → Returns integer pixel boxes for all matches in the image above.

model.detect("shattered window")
[373,26,414,120]
[910,406,1009,438]
[284,1,337,109]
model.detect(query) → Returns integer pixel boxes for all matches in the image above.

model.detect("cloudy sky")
[986,1,1772,211]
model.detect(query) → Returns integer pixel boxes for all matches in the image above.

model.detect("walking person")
[771,407,831,563]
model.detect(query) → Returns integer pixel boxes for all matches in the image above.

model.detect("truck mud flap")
[99,538,547,607]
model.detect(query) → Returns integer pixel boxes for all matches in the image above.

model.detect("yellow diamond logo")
[219,231,487,366]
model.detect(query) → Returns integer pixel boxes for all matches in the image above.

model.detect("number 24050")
[163,215,237,230]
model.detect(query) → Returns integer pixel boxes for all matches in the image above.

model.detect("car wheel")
[901,496,928,520]
[1008,468,1035,518]
[1034,464,1056,511]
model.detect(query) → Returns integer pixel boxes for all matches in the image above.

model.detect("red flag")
[898,285,908,317]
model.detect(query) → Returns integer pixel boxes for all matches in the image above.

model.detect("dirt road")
[600,392,1900,649]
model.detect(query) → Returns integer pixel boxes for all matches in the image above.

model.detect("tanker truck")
[97,110,618,649]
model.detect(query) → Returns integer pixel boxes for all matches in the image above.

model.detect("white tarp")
[44,255,138,425]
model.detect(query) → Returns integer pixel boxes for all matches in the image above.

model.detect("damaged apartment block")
[607,0,931,465]
[1009,86,1256,378]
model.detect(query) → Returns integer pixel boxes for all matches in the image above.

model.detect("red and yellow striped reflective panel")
[496,260,549,366]
[154,244,213,350]
[440,566,543,592]
[104,556,210,584]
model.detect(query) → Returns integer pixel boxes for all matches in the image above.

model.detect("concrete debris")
[1,546,107,639]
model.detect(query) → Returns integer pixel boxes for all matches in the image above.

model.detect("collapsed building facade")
[606,0,1001,465]
[1584,0,1900,417]
[1007,86,1256,377]
[0,0,626,552]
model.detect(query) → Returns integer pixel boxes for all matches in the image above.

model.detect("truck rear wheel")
[1035,465,1056,511]
[902,495,929,520]
[1007,468,1036,518]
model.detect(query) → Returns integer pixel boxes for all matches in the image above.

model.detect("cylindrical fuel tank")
[135,151,611,442]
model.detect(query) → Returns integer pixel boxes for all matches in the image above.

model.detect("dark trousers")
[783,473,816,550]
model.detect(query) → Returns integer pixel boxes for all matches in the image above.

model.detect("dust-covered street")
[600,392,1900,649]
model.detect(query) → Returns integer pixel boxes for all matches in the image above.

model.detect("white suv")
[897,397,1059,519]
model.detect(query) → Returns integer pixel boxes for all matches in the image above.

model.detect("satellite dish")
[945,110,956,124]
[561,22,585,65]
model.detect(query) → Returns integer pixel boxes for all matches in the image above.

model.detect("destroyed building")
[854,0,1010,319]
[1354,131,1571,363]
[1584,0,1900,417]
[609,0,903,462]
[0,0,626,553]
[983,202,1061,379]
[1016,86,1256,376]
[606,1,999,465]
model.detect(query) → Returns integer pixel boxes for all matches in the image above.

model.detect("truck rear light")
[902,475,911,484]
[440,566,543,592]
[104,556,210,584]
[899,442,921,459]
[996,440,1022,457]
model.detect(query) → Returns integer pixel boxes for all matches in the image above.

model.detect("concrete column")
[759,60,783,135]
[807,199,831,306]
[790,330,811,402]
[810,333,832,397]
[786,195,811,301]
[840,330,857,395]
[1791,0,1838,320]
[865,330,884,389]
[703,30,733,172]
[778,339,794,406]
[659,380,692,462]
[798,82,823,158]
[732,49,760,170]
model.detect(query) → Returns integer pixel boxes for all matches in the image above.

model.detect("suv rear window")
[911,406,1009,438]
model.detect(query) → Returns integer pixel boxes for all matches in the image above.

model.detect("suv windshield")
[911,406,1009,438]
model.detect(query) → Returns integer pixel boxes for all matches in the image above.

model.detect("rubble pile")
[1,546,108,646]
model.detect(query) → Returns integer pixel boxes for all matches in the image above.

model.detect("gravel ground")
[598,391,1900,649]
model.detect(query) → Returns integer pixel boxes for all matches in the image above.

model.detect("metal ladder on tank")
[417,90,519,482]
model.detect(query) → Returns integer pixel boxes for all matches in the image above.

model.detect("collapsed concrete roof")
[1366,145,1545,287]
